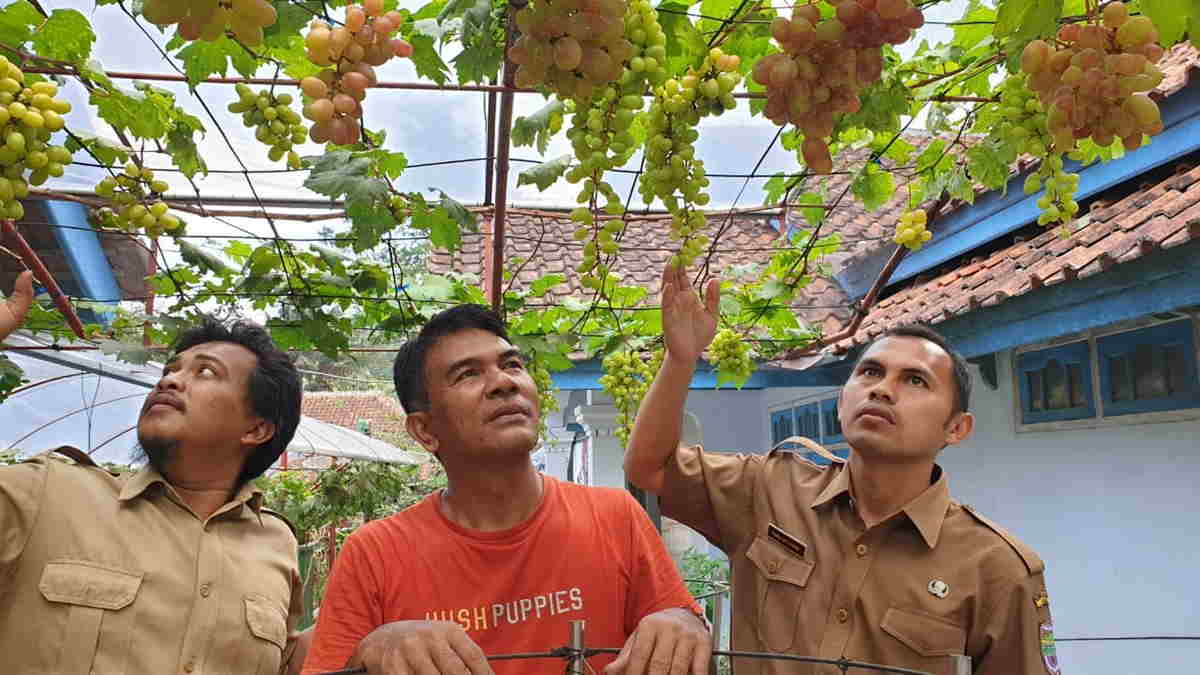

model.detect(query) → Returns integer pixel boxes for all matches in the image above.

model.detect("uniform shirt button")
[836,608,850,623]
[200,583,211,598]
[856,544,869,557]
[183,662,195,673]
[767,560,780,573]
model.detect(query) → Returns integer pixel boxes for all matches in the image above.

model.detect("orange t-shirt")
[302,476,700,674]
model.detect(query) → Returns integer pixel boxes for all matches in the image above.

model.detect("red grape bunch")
[1021,2,1166,153]
[142,0,277,46]
[0,56,73,221]
[753,0,924,174]
[301,1,414,146]
[508,0,646,100]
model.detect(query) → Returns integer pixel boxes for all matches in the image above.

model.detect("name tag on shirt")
[767,523,807,559]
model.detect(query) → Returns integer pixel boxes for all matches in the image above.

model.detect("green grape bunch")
[0,56,74,221]
[640,48,741,267]
[709,328,755,388]
[599,347,664,446]
[94,162,182,238]
[992,74,1080,227]
[893,209,932,251]
[528,358,561,445]
[561,0,671,291]
[228,84,307,169]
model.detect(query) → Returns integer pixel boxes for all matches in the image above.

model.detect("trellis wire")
[310,619,944,675]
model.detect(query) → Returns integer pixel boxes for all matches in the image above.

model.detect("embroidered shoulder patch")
[1040,621,1060,675]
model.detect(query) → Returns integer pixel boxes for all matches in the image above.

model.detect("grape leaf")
[512,100,566,155]
[795,190,826,228]
[419,205,461,251]
[762,173,794,205]
[271,34,324,80]
[966,143,1010,192]
[850,163,895,212]
[407,34,450,85]
[698,0,740,35]
[355,149,409,179]
[30,9,94,63]
[952,2,997,51]
[90,86,172,139]
[175,36,258,86]
[454,40,504,84]
[304,150,391,203]
[65,132,131,167]
[345,199,396,252]
[517,155,572,192]
[0,1,40,47]
[180,240,233,277]
[994,0,1061,41]
[1141,0,1190,47]
[437,191,476,232]
[264,0,319,50]
[658,2,707,73]
[166,120,208,178]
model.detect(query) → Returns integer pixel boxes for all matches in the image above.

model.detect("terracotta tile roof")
[832,161,1200,352]
[301,391,407,438]
[429,212,786,301]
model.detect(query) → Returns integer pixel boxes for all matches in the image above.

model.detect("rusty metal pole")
[487,0,527,313]
[567,620,586,675]
[2,219,87,339]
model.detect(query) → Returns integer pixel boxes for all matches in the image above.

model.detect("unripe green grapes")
[893,209,932,251]
[710,328,755,388]
[599,347,664,446]
[229,84,305,168]
[0,57,74,221]
[93,162,183,238]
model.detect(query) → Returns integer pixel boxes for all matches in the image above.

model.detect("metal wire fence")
[311,619,960,675]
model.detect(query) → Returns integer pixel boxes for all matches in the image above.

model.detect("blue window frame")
[770,408,795,450]
[820,398,843,444]
[795,402,821,441]
[1017,341,1096,424]
[1098,320,1200,417]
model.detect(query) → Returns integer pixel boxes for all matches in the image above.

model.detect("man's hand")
[604,608,712,675]
[349,620,493,675]
[0,271,33,344]
[661,264,719,365]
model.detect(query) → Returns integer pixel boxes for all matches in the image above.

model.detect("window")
[1017,341,1095,424]
[1098,319,1200,417]
[770,408,795,450]
[768,394,846,462]
[1016,317,1200,429]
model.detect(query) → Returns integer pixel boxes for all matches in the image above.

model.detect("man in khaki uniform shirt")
[625,265,1059,675]
[0,271,306,674]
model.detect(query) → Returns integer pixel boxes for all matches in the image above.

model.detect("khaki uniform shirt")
[660,445,1058,675]
[0,448,303,675]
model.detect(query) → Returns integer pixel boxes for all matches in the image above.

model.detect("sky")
[25,0,972,267]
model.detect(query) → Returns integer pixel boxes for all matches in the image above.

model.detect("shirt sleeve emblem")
[1040,621,1060,675]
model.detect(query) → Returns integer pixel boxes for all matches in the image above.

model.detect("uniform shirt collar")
[810,461,950,549]
[119,465,265,516]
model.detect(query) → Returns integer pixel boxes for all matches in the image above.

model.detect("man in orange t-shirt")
[302,304,709,675]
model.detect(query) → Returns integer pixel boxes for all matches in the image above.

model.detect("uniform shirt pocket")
[745,535,814,652]
[244,593,287,675]
[881,606,967,657]
[39,560,143,675]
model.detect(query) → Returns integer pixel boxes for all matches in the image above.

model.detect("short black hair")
[393,304,510,414]
[172,318,302,482]
[854,323,972,414]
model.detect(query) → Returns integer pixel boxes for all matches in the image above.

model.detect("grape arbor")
[0,0,1194,439]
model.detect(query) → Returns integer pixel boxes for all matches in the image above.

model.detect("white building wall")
[941,352,1200,674]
